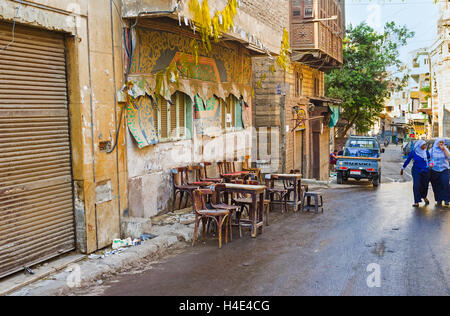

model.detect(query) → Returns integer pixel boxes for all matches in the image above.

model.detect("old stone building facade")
[431,0,450,137]
[253,0,343,180]
[0,0,128,278]
[122,0,285,220]
[0,0,343,279]
[0,0,285,278]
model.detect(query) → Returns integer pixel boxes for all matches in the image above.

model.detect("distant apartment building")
[379,48,432,141]
[431,0,450,137]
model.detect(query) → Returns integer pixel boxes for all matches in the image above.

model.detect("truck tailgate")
[337,157,379,169]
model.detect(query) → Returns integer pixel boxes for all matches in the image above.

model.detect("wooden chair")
[218,160,249,182]
[231,180,270,237]
[290,169,308,196]
[192,189,230,249]
[243,155,262,182]
[233,180,271,228]
[281,169,299,201]
[265,175,289,214]
[217,161,234,175]
[200,162,223,183]
[172,167,198,211]
[188,166,215,187]
[210,184,240,242]
[248,180,270,226]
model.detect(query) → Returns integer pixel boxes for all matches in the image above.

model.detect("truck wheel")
[373,176,379,187]
[337,172,344,184]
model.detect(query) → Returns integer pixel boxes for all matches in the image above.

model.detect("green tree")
[325,22,414,137]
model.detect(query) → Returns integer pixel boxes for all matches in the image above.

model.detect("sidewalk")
[5,210,197,296]
[5,185,328,296]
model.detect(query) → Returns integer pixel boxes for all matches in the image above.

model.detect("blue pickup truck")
[336,136,384,187]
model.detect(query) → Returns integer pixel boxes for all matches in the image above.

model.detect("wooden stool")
[301,192,323,214]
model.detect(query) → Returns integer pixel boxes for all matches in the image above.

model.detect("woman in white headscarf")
[401,139,431,207]
[429,138,450,206]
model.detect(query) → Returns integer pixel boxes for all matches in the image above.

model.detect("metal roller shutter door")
[0,23,75,278]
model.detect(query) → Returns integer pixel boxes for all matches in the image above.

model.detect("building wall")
[252,57,328,179]
[127,129,252,218]
[122,0,287,55]
[285,62,325,177]
[239,0,289,36]
[319,127,331,180]
[430,1,450,137]
[0,0,128,253]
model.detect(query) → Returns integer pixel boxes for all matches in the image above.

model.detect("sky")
[345,0,440,64]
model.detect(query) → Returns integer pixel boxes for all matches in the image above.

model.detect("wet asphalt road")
[86,146,450,296]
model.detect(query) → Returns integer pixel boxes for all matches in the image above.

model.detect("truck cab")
[336,136,384,187]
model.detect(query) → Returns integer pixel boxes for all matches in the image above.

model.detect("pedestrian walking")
[429,138,450,206]
[329,149,338,172]
[401,139,431,207]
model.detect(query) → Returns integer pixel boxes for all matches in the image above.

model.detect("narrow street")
[1,0,448,300]
[71,146,450,296]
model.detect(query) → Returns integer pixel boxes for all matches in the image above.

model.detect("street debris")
[141,233,157,241]
[24,267,35,275]
[112,238,133,249]
[87,233,161,261]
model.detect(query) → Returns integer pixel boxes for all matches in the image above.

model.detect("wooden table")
[267,174,303,212]
[224,183,266,238]
[220,171,250,183]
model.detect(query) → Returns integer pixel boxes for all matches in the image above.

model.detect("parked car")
[336,136,384,187]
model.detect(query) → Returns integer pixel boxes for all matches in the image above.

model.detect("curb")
[9,228,193,296]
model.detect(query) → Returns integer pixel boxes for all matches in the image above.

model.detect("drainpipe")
[279,64,287,174]
[280,93,286,174]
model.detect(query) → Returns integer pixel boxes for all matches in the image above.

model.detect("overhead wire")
[0,0,24,53]
[107,0,128,155]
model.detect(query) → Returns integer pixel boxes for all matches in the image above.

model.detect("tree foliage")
[325,22,414,137]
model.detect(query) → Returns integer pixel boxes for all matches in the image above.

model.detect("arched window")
[156,91,193,142]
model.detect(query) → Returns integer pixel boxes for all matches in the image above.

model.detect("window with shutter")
[170,95,177,138]
[231,97,236,128]
[235,98,244,131]
[225,96,234,131]
[160,98,168,139]
[185,97,193,139]
[156,92,192,142]
[221,99,226,129]
[304,0,314,18]
[292,0,301,17]
[179,94,186,138]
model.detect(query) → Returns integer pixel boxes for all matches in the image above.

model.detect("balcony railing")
[290,0,344,70]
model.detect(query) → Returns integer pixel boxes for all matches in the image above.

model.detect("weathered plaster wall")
[431,1,450,137]
[122,0,286,54]
[127,128,253,218]
[1,0,128,253]
[0,0,86,34]
[252,57,326,178]
[319,127,331,181]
